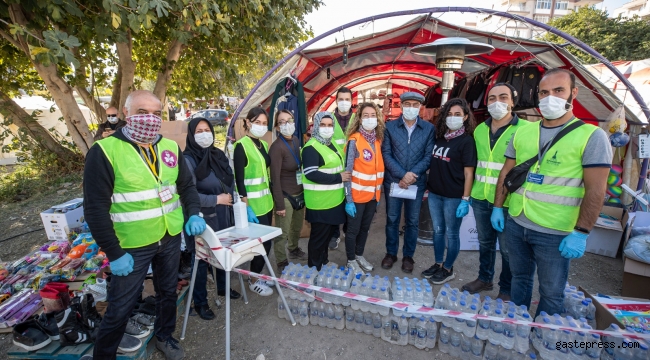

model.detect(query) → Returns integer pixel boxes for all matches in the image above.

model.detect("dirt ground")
[0,184,624,360]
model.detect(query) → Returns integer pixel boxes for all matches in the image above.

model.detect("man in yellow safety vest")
[84,90,205,359]
[493,69,611,317]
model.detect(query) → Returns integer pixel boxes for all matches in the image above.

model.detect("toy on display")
[606,165,624,203]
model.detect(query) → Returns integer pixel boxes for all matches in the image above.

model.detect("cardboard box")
[585,204,627,258]
[159,121,188,150]
[40,198,85,240]
[580,287,625,330]
[622,257,650,299]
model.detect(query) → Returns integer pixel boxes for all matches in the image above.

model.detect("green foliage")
[542,7,650,62]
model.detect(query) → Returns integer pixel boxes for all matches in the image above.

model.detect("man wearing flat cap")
[381,92,435,273]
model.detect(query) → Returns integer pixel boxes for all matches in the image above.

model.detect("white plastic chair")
[180,224,295,360]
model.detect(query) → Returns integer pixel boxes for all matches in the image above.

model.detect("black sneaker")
[429,266,455,285]
[12,319,52,351]
[118,334,142,353]
[156,336,185,360]
[34,311,61,340]
[421,264,442,279]
[78,294,102,330]
[57,306,92,346]
[328,237,340,250]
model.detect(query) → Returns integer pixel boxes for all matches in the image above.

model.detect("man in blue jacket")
[381,92,435,273]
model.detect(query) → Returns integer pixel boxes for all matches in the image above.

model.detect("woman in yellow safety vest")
[233,107,274,296]
[301,112,351,270]
[342,102,385,274]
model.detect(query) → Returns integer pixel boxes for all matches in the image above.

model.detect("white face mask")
[194,132,214,148]
[318,127,334,139]
[539,95,571,120]
[107,115,119,124]
[446,116,465,131]
[249,124,268,138]
[402,106,420,121]
[337,100,352,113]
[279,123,295,137]
[362,117,378,131]
[487,101,510,121]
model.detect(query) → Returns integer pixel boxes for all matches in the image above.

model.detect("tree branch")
[0,27,24,50]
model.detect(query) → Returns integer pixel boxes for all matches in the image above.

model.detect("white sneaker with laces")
[86,278,107,302]
[264,280,276,287]
[347,260,362,275]
[249,280,273,297]
[355,255,374,272]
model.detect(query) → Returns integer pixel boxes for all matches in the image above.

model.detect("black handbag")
[504,120,585,193]
[283,191,305,210]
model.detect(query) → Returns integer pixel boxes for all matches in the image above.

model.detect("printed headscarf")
[312,111,334,146]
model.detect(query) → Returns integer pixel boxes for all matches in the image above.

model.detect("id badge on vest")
[527,173,544,185]
[296,171,303,185]
[158,180,173,203]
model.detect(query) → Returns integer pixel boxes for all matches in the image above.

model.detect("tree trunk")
[73,49,106,121]
[116,37,136,114]
[8,3,93,155]
[0,90,77,161]
[153,38,186,102]
[110,64,122,111]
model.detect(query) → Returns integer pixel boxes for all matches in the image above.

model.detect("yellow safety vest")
[96,137,184,248]
[332,113,355,152]
[508,119,599,232]
[234,136,273,216]
[301,139,345,210]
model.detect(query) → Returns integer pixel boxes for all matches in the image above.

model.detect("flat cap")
[400,91,425,103]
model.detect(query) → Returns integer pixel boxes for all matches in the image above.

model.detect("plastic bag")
[624,235,650,264]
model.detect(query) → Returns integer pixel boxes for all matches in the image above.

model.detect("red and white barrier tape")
[232,268,650,342]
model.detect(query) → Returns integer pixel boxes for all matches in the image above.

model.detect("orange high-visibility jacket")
[347,132,384,203]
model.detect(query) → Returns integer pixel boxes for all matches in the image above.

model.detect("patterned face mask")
[124,114,162,144]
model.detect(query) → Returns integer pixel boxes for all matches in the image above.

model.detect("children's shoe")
[57,306,92,346]
[34,311,61,340]
[12,319,52,351]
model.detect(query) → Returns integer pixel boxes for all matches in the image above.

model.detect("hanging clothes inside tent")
[269,77,308,145]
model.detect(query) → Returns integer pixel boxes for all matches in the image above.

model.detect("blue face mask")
[402,106,420,120]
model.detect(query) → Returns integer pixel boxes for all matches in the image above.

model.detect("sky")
[303,0,632,47]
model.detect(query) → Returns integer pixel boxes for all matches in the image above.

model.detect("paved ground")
[0,188,624,359]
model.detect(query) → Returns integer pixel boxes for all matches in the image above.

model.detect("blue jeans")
[94,233,180,358]
[428,193,462,269]
[385,186,425,258]
[506,217,570,318]
[472,198,512,295]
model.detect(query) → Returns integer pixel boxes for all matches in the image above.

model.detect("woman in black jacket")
[183,117,241,320]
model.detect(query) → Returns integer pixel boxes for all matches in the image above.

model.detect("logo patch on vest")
[546,150,561,166]
[161,150,178,168]
[362,149,373,161]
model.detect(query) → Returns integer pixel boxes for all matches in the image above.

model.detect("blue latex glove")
[185,215,207,236]
[247,206,259,223]
[345,203,357,218]
[491,207,505,232]
[456,200,470,218]
[559,230,588,259]
[110,253,134,276]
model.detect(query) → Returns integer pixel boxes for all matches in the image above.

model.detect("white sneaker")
[347,260,362,276]
[264,280,276,287]
[249,280,273,297]
[86,278,107,302]
[355,255,374,272]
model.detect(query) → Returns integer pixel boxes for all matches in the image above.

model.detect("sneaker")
[125,318,150,339]
[156,336,185,360]
[288,247,307,260]
[421,264,442,279]
[79,355,93,360]
[429,266,455,285]
[131,313,155,329]
[355,255,374,272]
[346,260,362,276]
[85,278,107,302]
[34,311,60,340]
[118,333,142,353]
[78,294,102,330]
[328,237,340,250]
[249,280,273,297]
[57,306,92,346]
[264,280,276,287]
[12,319,52,351]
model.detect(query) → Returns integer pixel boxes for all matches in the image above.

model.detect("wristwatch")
[462,196,470,202]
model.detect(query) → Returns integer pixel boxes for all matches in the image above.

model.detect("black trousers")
[345,200,377,261]
[308,222,338,270]
[250,211,273,275]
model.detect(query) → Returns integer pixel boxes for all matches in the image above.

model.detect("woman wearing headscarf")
[233,107,274,296]
[342,102,386,274]
[301,112,350,270]
[183,117,241,321]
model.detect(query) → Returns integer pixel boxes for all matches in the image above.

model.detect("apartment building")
[611,0,650,20]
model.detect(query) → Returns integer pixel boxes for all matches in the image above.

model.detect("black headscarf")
[183,118,234,185]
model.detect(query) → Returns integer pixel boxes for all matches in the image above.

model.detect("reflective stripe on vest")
[471,119,530,206]
[332,113,355,151]
[508,118,598,232]
[96,137,184,248]
[301,139,345,210]
[234,136,273,216]
[347,132,384,203]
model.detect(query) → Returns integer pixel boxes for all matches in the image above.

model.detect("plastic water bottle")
[309,302,319,326]
[398,315,409,346]
[461,333,473,356]
[323,274,333,302]
[381,315,392,342]
[340,276,351,306]
[450,330,462,358]
[614,338,637,360]
[364,310,374,335]
[334,304,344,330]
[354,309,364,333]
[439,324,451,354]
[443,296,458,328]
[298,299,309,326]
[424,287,434,308]
[394,286,404,316]
[571,328,588,360]
[489,308,504,346]
[317,302,326,327]
[415,287,424,307]
[332,275,341,305]
[408,316,418,346]
[345,307,354,330]
[583,298,596,328]
[477,305,492,340]
[290,299,299,320]
[502,312,517,349]
[324,303,334,329]
[584,333,601,359]
[483,340,499,360]
[454,300,468,332]
[425,317,438,349]
[369,285,379,314]
[434,290,448,322]
[404,287,414,307]
[471,335,484,359]
[514,313,531,353]
[464,304,479,338]
[359,284,369,312]
[372,313,382,338]
[602,324,624,360]
[379,287,390,316]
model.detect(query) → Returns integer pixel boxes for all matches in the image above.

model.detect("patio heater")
[411,37,494,105]
[411,37,494,246]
